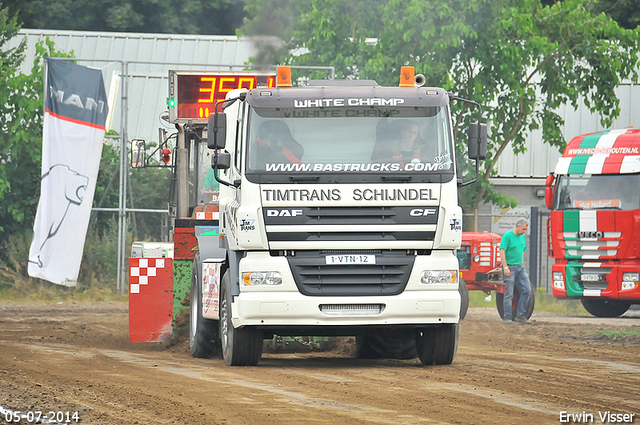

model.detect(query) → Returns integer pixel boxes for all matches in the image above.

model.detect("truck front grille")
[264,206,438,226]
[562,231,621,259]
[570,265,612,290]
[269,231,434,242]
[287,250,414,296]
[319,304,385,316]
[264,206,437,244]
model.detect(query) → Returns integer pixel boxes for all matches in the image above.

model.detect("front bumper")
[552,261,640,300]
[231,290,460,328]
[232,250,461,329]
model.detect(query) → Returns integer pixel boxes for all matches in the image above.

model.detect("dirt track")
[1,302,639,425]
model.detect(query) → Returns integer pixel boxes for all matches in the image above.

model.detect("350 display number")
[3,410,80,423]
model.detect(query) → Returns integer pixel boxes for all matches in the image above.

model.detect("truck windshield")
[245,106,453,179]
[554,174,640,210]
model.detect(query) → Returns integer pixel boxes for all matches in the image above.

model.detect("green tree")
[542,0,640,30]
[91,141,172,242]
[0,8,71,239]
[1,0,246,35]
[451,0,640,208]
[0,8,24,228]
[595,0,640,29]
[241,0,482,82]
[244,0,640,210]
[285,0,386,79]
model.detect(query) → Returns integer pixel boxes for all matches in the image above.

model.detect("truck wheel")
[580,299,631,318]
[355,330,417,359]
[354,335,379,359]
[219,271,263,366]
[190,267,219,358]
[496,284,535,320]
[459,278,469,320]
[415,324,458,365]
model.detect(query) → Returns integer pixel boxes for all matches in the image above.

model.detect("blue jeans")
[503,265,532,319]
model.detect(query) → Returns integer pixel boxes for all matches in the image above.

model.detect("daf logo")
[409,208,437,217]
[266,209,304,217]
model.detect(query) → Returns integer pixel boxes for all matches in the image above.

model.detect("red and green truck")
[546,128,640,317]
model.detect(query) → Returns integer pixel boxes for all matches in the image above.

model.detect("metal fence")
[463,208,554,293]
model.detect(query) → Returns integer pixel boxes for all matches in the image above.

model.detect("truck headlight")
[420,270,457,285]
[621,272,639,290]
[242,271,283,286]
[553,271,565,289]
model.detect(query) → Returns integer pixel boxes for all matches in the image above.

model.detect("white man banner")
[28,59,108,286]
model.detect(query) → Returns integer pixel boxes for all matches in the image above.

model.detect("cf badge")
[409,208,437,217]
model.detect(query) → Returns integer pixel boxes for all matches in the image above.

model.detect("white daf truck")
[190,66,487,366]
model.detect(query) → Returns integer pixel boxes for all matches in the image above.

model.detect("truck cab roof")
[245,85,451,109]
[555,128,640,175]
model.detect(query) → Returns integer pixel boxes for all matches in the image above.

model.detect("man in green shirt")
[499,218,533,324]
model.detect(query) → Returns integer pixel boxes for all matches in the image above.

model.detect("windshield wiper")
[289,175,320,182]
[381,175,413,182]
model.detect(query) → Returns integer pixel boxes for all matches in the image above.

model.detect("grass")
[0,222,126,303]
[599,329,640,338]
[4,276,591,312]
[0,282,126,303]
[468,287,589,315]
[0,257,125,303]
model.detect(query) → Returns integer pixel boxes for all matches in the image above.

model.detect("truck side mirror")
[545,173,555,208]
[131,139,146,168]
[207,112,227,150]
[213,151,231,170]
[478,123,487,160]
[467,123,487,160]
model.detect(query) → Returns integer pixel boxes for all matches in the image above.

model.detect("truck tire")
[415,324,458,365]
[220,271,263,366]
[189,267,219,358]
[459,278,469,320]
[355,330,417,359]
[580,299,631,318]
[496,284,535,320]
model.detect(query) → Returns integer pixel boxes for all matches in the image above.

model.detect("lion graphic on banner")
[29,165,89,268]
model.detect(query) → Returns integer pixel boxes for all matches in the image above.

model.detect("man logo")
[266,209,304,217]
[409,208,437,217]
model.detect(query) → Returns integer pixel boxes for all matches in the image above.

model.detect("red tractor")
[457,232,535,320]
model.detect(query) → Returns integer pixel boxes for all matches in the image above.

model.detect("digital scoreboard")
[168,70,276,124]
